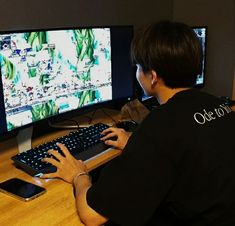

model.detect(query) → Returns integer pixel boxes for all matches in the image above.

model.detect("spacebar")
[74,142,110,161]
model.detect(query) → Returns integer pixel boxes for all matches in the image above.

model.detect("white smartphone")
[0,178,46,201]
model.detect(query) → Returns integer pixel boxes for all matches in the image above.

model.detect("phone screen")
[0,178,46,201]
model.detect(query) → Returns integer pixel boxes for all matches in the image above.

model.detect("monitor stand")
[16,126,33,153]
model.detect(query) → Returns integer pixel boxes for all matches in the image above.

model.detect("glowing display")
[0,28,112,131]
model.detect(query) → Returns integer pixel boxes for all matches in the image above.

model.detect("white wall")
[173,0,235,97]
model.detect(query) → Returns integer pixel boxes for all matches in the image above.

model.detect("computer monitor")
[193,26,207,88]
[0,26,134,136]
[138,26,208,105]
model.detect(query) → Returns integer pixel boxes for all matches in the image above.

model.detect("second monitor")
[138,26,208,107]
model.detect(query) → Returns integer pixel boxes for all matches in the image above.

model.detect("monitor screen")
[0,26,134,135]
[139,26,208,103]
[193,26,207,87]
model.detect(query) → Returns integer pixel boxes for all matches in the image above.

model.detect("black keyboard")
[11,123,110,176]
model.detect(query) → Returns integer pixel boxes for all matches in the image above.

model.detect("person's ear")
[150,70,158,86]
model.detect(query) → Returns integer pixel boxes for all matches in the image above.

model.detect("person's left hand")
[100,127,131,150]
[40,143,87,183]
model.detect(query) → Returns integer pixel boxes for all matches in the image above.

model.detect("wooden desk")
[231,105,235,111]
[0,109,122,226]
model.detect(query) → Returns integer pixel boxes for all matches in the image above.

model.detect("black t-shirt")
[87,89,235,226]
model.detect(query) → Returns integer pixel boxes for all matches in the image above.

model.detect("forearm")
[73,175,108,226]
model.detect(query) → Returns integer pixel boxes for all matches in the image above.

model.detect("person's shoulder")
[138,104,173,132]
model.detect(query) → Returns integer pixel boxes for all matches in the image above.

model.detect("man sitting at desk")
[41,20,235,226]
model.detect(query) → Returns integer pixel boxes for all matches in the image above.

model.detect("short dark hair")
[131,20,203,88]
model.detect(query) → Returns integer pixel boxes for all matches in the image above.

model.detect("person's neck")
[156,86,191,104]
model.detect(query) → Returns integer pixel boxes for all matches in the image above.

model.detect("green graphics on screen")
[0,28,112,131]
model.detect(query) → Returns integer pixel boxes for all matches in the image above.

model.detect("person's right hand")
[100,127,131,150]
[40,143,87,183]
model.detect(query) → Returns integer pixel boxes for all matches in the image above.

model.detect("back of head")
[131,20,203,88]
